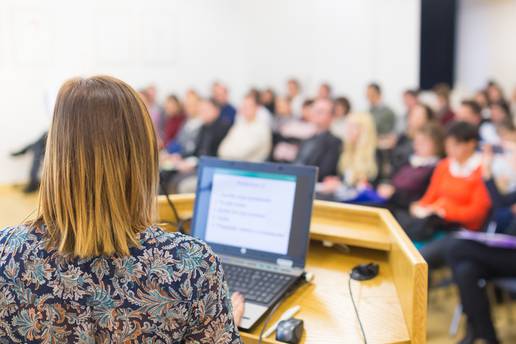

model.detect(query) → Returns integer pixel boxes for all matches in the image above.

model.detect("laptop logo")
[240,247,247,255]
[277,258,293,267]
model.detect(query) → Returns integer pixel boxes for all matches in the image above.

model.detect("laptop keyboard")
[222,263,295,305]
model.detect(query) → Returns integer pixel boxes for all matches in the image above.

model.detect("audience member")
[330,96,352,139]
[511,86,516,121]
[10,132,48,193]
[378,123,444,211]
[163,95,186,146]
[456,100,499,144]
[260,88,276,114]
[398,122,491,273]
[293,98,341,181]
[366,82,397,138]
[218,94,272,162]
[287,78,304,118]
[183,89,201,118]
[272,96,293,132]
[445,132,516,344]
[318,112,377,199]
[212,82,237,124]
[317,82,332,100]
[401,89,419,130]
[383,103,436,181]
[433,83,455,125]
[487,81,508,107]
[144,85,165,138]
[475,90,491,119]
[162,98,230,193]
[490,101,515,130]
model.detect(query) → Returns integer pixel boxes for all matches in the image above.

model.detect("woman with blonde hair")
[318,112,378,200]
[0,76,241,343]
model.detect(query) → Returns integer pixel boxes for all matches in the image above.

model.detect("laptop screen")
[191,157,317,269]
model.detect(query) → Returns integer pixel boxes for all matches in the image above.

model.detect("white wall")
[0,0,420,184]
[456,0,516,94]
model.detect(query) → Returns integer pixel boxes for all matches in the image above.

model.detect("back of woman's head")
[35,76,158,258]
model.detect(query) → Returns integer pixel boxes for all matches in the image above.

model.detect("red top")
[418,158,491,231]
[163,113,186,146]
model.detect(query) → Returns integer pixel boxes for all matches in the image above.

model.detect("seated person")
[490,101,515,131]
[165,96,202,157]
[260,88,276,114]
[377,102,436,182]
[445,134,516,344]
[272,99,317,162]
[377,123,444,211]
[366,82,397,139]
[163,94,186,147]
[317,112,378,201]
[271,96,293,132]
[484,126,516,231]
[401,89,419,130]
[218,93,272,162]
[397,121,492,273]
[433,83,455,125]
[161,98,231,193]
[456,99,500,145]
[330,96,352,139]
[293,98,342,181]
[212,82,237,125]
[317,82,332,100]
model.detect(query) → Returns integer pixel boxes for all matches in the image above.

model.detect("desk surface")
[243,242,409,344]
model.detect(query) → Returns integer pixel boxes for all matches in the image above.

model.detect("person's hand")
[410,203,434,219]
[377,183,395,199]
[481,144,494,179]
[511,204,516,215]
[231,292,245,327]
[319,176,342,194]
[176,159,196,173]
[377,133,398,150]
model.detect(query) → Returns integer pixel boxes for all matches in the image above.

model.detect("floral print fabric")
[0,225,241,343]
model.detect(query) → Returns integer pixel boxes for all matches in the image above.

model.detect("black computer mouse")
[276,318,304,344]
[351,262,379,281]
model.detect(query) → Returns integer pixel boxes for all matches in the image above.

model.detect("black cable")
[159,179,186,234]
[348,275,367,344]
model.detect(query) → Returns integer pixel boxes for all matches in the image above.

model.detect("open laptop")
[191,157,317,330]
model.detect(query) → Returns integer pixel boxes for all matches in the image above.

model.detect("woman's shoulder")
[138,227,220,269]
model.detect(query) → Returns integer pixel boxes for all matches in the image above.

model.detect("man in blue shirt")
[212,81,237,125]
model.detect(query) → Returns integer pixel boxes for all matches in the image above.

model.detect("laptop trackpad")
[238,302,269,330]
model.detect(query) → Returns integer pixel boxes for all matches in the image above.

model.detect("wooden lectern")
[158,195,427,344]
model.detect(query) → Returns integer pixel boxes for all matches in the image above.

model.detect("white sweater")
[218,117,272,162]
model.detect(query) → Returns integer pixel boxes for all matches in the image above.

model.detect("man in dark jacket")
[294,98,342,181]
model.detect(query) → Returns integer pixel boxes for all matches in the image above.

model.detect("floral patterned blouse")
[0,225,241,343]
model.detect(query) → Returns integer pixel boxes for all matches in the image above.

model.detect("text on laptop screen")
[204,168,297,255]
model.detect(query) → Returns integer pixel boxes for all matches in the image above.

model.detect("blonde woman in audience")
[218,93,272,162]
[318,112,377,199]
[0,76,241,342]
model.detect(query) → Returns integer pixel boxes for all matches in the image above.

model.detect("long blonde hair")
[338,112,378,185]
[33,76,158,258]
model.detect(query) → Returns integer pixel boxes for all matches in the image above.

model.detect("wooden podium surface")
[158,195,427,344]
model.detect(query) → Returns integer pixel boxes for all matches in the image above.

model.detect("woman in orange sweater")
[398,121,492,272]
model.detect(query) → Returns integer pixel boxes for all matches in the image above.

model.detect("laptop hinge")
[219,255,304,277]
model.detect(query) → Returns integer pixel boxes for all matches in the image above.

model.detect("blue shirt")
[220,104,237,125]
[0,225,241,343]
